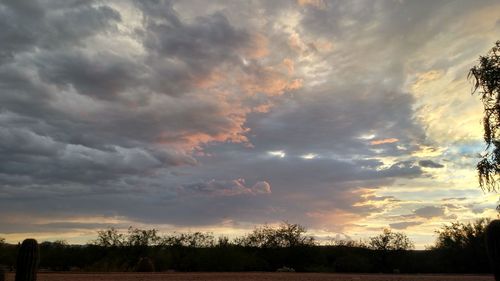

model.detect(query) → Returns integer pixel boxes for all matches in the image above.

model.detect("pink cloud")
[370,138,399,145]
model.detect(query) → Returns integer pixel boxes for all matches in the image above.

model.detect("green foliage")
[369,228,414,251]
[235,222,315,248]
[469,40,500,192]
[15,239,39,281]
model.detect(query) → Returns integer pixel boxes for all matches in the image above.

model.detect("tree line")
[0,220,494,273]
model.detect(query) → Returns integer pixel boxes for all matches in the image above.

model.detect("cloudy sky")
[1,0,500,248]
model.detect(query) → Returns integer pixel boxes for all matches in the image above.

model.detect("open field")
[3,272,495,281]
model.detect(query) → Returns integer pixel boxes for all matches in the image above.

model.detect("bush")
[235,222,315,248]
[432,219,490,273]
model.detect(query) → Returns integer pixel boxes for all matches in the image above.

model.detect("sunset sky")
[1,0,500,249]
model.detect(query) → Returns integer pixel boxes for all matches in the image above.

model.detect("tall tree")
[235,222,315,248]
[469,41,500,192]
[369,228,414,251]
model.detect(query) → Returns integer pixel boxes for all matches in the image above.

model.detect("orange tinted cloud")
[152,31,301,152]
[297,0,326,9]
[239,66,303,97]
[158,64,303,151]
[193,70,225,89]
[288,33,303,53]
[244,33,269,59]
[370,138,399,145]
[313,39,334,52]
[283,58,294,74]
[306,209,363,231]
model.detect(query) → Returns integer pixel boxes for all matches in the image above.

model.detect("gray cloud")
[0,0,497,240]
[0,0,120,63]
[182,179,271,197]
[389,221,423,230]
[418,160,444,168]
[36,50,142,101]
[414,206,445,219]
[0,0,262,190]
[0,222,121,234]
[245,88,425,159]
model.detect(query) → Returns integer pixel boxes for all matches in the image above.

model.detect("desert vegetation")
[0,221,495,274]
[469,40,500,280]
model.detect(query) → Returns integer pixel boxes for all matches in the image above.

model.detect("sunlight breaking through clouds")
[301,153,318,159]
[268,151,286,158]
[0,0,499,248]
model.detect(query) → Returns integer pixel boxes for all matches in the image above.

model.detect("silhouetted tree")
[469,40,500,192]
[93,227,125,247]
[433,219,489,250]
[235,222,315,248]
[216,236,231,247]
[3,223,500,273]
[432,219,490,273]
[126,227,160,247]
[328,238,367,248]
[159,232,215,248]
[369,228,413,272]
[469,41,500,279]
[369,229,414,251]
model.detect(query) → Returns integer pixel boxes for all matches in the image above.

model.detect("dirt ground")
[3,272,495,281]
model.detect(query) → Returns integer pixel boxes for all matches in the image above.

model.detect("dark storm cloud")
[0,0,287,234]
[0,115,196,186]
[1,0,497,240]
[0,0,259,190]
[160,146,425,229]
[245,86,425,159]
[138,5,248,66]
[1,0,421,230]
[135,0,255,97]
[0,0,120,62]
[36,50,142,101]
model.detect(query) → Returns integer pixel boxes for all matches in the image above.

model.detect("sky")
[0,0,500,249]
